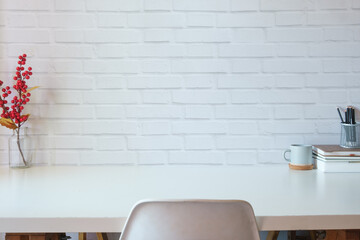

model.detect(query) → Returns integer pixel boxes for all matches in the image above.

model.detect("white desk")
[0,165,360,232]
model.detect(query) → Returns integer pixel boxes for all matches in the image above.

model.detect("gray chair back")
[120,200,260,240]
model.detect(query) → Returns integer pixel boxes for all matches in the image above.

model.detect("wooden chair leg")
[96,233,108,240]
[78,233,86,240]
[266,231,280,240]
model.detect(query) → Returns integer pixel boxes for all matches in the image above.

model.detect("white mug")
[283,144,312,165]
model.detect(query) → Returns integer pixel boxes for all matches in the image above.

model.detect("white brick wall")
[0,0,359,166]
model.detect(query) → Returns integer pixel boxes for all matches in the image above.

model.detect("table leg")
[78,232,107,240]
[78,233,86,240]
[309,230,317,240]
[288,231,296,240]
[266,231,279,240]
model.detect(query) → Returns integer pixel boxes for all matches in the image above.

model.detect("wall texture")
[0,0,359,165]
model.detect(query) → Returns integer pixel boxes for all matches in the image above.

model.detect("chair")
[120,199,260,240]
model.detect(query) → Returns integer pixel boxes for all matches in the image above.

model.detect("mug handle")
[283,149,291,162]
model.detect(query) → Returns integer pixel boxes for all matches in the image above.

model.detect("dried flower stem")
[16,128,26,166]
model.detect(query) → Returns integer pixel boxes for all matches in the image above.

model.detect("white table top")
[0,165,360,232]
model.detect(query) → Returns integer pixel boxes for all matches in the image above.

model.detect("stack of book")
[313,145,360,172]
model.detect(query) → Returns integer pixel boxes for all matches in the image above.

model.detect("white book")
[315,157,360,172]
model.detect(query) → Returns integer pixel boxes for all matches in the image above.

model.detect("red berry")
[0,80,3,85]
[28,67,32,71]
[6,86,9,90]
[18,56,22,60]
[1,88,5,92]
[20,106,24,110]
[22,54,27,58]
[25,98,30,102]
[17,61,21,64]
[29,72,32,75]
[25,75,30,79]
[7,91,11,94]
[26,93,31,97]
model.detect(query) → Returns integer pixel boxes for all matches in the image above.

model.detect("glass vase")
[8,127,33,168]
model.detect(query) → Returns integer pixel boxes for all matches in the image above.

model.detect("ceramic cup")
[283,144,312,166]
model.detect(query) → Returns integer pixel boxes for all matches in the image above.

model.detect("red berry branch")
[0,54,38,166]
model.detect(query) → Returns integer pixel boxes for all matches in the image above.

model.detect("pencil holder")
[340,123,360,148]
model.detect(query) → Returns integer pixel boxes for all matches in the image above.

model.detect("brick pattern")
[0,0,359,166]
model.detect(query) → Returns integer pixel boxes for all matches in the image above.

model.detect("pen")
[345,109,348,123]
[351,107,356,124]
[350,107,357,142]
[337,107,344,123]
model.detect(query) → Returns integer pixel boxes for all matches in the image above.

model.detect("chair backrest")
[120,199,260,240]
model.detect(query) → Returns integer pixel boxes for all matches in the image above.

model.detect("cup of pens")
[338,106,360,148]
